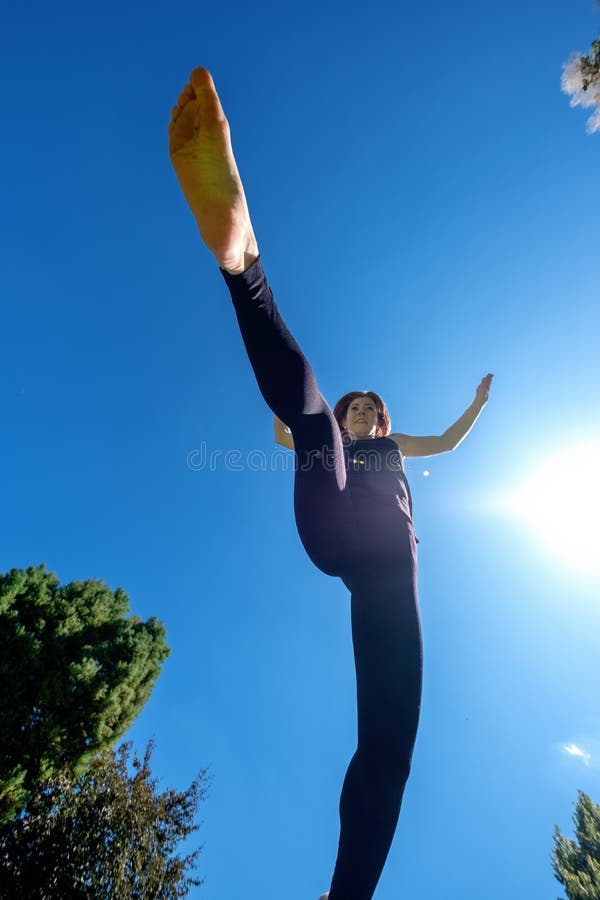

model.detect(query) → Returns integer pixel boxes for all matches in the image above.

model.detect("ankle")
[222,250,259,275]
[219,231,259,275]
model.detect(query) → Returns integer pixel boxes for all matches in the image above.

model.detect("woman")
[169,67,492,900]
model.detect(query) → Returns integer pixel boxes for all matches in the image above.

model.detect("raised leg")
[221,260,356,576]
[169,67,352,568]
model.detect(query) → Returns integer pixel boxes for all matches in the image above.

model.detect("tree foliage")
[552,790,600,900]
[0,564,170,825]
[562,34,600,134]
[0,741,209,898]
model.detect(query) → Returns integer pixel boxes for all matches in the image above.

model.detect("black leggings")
[221,258,423,900]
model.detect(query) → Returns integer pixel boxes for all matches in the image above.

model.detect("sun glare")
[502,438,600,576]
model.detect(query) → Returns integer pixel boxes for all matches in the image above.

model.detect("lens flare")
[502,438,600,576]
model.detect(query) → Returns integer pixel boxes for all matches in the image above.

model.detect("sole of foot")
[169,67,258,274]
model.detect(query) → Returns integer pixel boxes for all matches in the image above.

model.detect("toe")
[188,67,227,125]
[176,83,196,107]
[189,67,214,91]
[170,105,181,122]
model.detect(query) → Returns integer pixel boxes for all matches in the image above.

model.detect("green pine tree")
[552,791,600,899]
[0,741,209,897]
[0,564,170,825]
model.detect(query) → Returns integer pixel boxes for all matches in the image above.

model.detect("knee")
[381,752,413,795]
[357,742,413,795]
[292,410,339,451]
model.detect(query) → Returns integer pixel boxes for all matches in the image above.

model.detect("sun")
[502,437,600,576]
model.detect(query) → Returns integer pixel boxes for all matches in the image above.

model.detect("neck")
[347,431,377,441]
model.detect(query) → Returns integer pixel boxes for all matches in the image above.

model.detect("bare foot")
[169,67,259,274]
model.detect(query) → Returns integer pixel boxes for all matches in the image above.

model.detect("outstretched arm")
[392,374,493,458]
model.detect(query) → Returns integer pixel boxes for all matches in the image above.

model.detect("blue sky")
[2,0,599,897]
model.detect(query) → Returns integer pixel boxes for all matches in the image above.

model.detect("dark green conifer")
[553,791,600,899]
[0,564,170,824]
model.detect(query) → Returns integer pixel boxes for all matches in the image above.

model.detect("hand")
[274,415,291,434]
[475,373,494,406]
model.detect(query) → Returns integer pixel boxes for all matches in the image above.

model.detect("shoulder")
[387,433,407,454]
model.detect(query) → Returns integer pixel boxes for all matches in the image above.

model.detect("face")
[342,396,379,439]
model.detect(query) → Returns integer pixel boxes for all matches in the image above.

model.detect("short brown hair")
[332,391,391,438]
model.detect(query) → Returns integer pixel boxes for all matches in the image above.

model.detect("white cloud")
[563,743,592,766]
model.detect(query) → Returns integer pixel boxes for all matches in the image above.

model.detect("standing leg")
[328,559,423,900]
